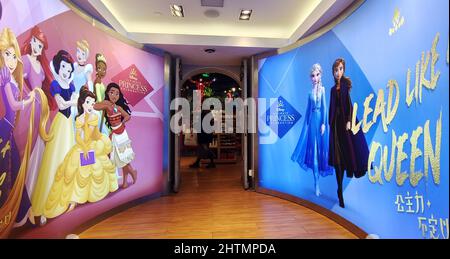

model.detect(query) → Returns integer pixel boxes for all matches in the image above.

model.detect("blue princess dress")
[291,88,333,176]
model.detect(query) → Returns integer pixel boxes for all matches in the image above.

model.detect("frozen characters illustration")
[43,87,118,219]
[93,53,108,134]
[0,28,50,237]
[94,83,137,189]
[31,50,78,225]
[328,58,370,208]
[291,64,333,197]
[20,26,55,200]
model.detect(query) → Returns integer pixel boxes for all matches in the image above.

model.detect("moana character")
[94,83,137,189]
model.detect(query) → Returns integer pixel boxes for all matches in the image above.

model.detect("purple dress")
[16,55,44,156]
[0,80,32,224]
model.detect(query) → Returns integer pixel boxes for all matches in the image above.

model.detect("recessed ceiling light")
[172,4,182,11]
[170,4,184,17]
[239,9,252,20]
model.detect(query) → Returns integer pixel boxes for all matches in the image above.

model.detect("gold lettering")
[396,132,409,186]
[429,33,440,89]
[1,141,10,158]
[419,51,431,101]
[0,172,5,199]
[362,93,375,133]
[384,131,397,182]
[386,80,399,125]
[410,126,423,187]
[372,89,387,133]
[424,111,442,185]
[351,102,362,135]
[368,141,383,184]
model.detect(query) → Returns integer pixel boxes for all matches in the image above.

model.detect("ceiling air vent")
[201,0,224,8]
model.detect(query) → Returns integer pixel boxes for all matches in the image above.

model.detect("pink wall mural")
[0,0,165,238]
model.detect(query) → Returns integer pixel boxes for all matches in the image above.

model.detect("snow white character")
[31,50,78,225]
[94,82,137,189]
[328,58,370,208]
[43,87,118,219]
[0,28,50,233]
[292,64,333,197]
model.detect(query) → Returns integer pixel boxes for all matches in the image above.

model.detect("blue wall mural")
[258,0,449,239]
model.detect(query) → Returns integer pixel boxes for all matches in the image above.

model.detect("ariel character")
[94,82,137,189]
[20,26,55,200]
[291,64,333,197]
[31,50,77,225]
[43,87,118,219]
[328,58,370,208]
[0,28,50,235]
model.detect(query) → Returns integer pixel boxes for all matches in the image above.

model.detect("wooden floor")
[79,157,357,239]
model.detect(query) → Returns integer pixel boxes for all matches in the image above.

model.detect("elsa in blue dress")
[291,64,333,197]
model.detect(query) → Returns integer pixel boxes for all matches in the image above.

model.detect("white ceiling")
[151,44,270,66]
[80,0,356,65]
[101,0,321,38]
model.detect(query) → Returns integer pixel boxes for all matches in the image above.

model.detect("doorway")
[172,70,249,193]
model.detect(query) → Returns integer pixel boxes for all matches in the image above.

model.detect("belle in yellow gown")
[43,89,118,219]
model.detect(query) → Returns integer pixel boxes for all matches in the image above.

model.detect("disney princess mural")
[93,53,108,135]
[94,82,137,189]
[292,64,333,197]
[31,50,78,225]
[43,87,118,219]
[19,26,56,200]
[73,40,93,93]
[0,27,50,236]
[328,58,370,208]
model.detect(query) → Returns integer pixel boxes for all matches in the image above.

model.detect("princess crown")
[96,53,107,64]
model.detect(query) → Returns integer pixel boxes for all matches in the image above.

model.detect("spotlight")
[170,4,184,17]
[239,9,252,20]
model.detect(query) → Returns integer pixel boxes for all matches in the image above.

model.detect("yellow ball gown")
[43,113,118,219]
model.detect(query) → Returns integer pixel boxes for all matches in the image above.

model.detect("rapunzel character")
[93,53,108,134]
[291,64,333,197]
[94,83,137,189]
[43,87,118,219]
[31,50,77,225]
[19,26,55,199]
[0,28,50,236]
[328,58,370,208]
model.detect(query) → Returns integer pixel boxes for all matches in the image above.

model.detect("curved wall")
[0,0,165,238]
[257,0,449,239]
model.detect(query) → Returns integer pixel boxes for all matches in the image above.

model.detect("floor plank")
[79,157,357,239]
